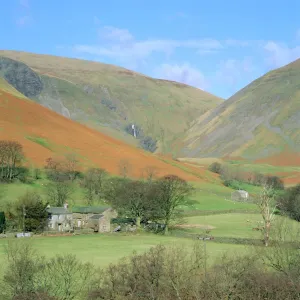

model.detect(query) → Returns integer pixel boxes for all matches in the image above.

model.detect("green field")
[0,233,247,271]
[1,167,293,277]
[0,172,259,210]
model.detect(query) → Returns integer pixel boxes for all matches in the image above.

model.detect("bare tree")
[141,165,158,182]
[82,168,108,205]
[46,181,72,207]
[44,157,66,182]
[3,240,44,297]
[64,153,80,181]
[0,140,24,181]
[256,184,277,247]
[3,241,97,300]
[40,254,98,300]
[118,159,131,179]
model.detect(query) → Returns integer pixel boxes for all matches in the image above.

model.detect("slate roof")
[47,207,71,215]
[89,214,104,220]
[72,206,111,214]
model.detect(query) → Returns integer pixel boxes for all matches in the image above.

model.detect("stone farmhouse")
[46,204,117,233]
[47,205,73,232]
[231,189,249,202]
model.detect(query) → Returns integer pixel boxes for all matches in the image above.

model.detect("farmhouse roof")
[72,206,111,214]
[47,207,71,215]
[89,214,104,220]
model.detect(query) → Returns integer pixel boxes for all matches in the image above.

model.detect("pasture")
[0,165,298,278]
[0,233,247,273]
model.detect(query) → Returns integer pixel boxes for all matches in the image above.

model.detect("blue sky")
[1,0,300,98]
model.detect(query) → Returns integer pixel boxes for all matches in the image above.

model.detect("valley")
[0,49,299,299]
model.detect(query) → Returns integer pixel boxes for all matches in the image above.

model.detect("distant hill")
[180,59,300,163]
[0,77,220,182]
[0,50,222,154]
[0,77,211,181]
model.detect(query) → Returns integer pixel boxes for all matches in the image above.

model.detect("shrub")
[0,211,5,233]
[139,136,157,152]
[208,162,222,174]
[265,175,284,190]
[223,179,242,190]
[278,184,300,221]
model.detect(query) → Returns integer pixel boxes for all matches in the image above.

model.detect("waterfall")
[132,124,137,138]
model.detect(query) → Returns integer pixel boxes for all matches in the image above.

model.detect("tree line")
[209,161,284,190]
[2,225,300,300]
[0,140,194,234]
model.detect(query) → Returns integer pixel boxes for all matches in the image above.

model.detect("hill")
[0,77,215,182]
[180,59,300,163]
[0,50,222,154]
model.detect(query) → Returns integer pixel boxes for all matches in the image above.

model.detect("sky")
[1,0,300,99]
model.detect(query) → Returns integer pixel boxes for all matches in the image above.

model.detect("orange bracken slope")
[0,88,205,182]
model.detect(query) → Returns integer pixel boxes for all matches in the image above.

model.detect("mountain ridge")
[0,50,222,155]
[0,76,211,181]
[180,58,300,163]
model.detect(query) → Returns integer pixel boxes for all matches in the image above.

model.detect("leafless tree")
[141,165,158,182]
[82,168,108,205]
[3,240,44,297]
[0,140,24,181]
[255,184,277,247]
[40,254,98,300]
[46,181,72,207]
[118,159,131,179]
[64,153,80,181]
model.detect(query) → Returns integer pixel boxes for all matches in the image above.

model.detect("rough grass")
[0,77,27,99]
[0,233,247,273]
[0,50,222,153]
[183,182,256,211]
[181,59,300,160]
[0,90,211,181]
[26,135,52,150]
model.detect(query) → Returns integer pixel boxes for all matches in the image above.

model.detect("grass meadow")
[0,161,299,276]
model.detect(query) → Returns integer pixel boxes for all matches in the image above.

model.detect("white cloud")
[264,41,300,68]
[16,15,32,26]
[16,0,32,27]
[74,28,223,69]
[154,63,208,89]
[70,25,300,95]
[214,58,255,86]
[20,0,29,8]
[99,26,134,43]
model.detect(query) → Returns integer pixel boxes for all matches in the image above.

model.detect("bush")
[0,211,5,233]
[265,175,284,190]
[278,184,300,221]
[223,179,242,189]
[88,242,300,300]
[2,241,98,300]
[208,162,222,174]
[139,136,157,152]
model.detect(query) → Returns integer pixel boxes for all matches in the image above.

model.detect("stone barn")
[231,190,249,202]
[72,206,117,233]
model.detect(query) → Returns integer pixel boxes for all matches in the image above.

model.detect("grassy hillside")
[180,59,300,163]
[0,50,222,153]
[0,77,222,182]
